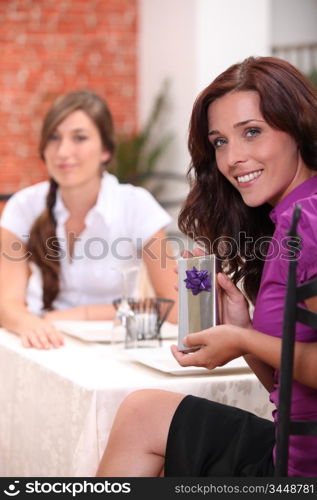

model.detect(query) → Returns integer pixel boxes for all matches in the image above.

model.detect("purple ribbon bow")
[184,266,212,295]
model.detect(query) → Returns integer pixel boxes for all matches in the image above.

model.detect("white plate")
[54,321,117,342]
[160,321,178,339]
[126,346,251,376]
[53,320,178,343]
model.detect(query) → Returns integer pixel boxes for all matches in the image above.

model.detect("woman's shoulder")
[103,173,162,207]
[6,180,50,206]
[101,174,171,237]
[277,194,317,279]
[278,194,317,237]
[1,181,49,233]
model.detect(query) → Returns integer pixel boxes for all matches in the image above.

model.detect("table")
[0,327,274,477]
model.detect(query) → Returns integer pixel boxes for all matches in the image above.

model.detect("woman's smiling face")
[43,110,110,189]
[207,90,312,207]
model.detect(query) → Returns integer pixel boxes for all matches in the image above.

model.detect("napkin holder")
[113,297,174,348]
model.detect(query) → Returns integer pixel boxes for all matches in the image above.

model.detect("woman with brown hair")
[0,90,177,349]
[96,56,317,477]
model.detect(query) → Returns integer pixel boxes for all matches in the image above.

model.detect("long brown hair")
[28,90,115,310]
[179,56,317,303]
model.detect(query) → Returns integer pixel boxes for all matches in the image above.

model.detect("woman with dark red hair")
[96,56,317,477]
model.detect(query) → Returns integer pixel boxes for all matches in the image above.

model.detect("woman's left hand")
[171,324,246,370]
[217,273,251,328]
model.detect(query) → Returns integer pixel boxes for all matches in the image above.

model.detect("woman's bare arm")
[0,228,64,348]
[142,229,178,323]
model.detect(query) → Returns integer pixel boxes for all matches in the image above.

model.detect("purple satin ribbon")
[184,266,211,295]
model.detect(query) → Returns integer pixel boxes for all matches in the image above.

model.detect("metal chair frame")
[275,204,317,476]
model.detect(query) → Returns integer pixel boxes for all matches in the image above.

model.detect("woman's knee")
[108,389,186,458]
[115,389,184,433]
[117,389,169,421]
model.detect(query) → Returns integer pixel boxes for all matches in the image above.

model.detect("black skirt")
[164,395,275,477]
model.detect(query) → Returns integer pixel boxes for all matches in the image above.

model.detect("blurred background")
[0,0,317,238]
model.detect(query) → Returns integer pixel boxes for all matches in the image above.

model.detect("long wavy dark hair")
[27,90,115,310]
[179,56,317,303]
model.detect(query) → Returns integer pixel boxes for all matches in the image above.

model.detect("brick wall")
[0,0,138,200]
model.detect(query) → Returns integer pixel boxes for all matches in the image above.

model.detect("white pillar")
[138,0,272,232]
[196,0,271,90]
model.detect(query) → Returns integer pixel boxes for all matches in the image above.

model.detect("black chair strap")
[296,306,317,328]
[297,279,317,302]
[0,193,12,201]
[290,420,317,436]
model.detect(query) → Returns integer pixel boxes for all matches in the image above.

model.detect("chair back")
[275,204,317,476]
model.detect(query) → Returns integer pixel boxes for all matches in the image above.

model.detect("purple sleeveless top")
[253,176,317,476]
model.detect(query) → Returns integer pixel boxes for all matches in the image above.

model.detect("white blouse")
[0,173,171,315]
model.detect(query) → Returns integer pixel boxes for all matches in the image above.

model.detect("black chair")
[0,193,12,201]
[275,204,317,476]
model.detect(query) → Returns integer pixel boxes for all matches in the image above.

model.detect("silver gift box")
[178,254,220,352]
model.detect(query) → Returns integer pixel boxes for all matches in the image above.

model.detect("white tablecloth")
[0,328,274,477]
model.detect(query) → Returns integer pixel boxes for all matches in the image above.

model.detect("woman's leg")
[96,389,186,477]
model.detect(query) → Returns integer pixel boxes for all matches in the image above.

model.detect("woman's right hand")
[19,316,64,349]
[0,228,64,350]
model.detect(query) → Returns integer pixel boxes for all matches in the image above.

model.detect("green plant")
[307,68,317,87]
[110,80,173,190]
